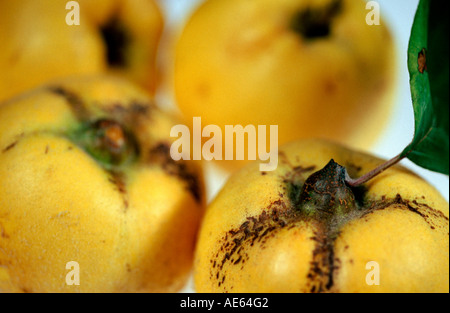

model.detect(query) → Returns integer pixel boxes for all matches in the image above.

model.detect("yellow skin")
[0,0,163,102]
[194,139,449,292]
[0,76,205,292]
[174,0,397,170]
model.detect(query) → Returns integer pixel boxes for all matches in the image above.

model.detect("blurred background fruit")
[173,0,398,171]
[0,0,163,102]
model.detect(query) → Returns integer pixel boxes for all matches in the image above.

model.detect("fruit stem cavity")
[100,17,129,67]
[71,119,138,170]
[290,0,342,40]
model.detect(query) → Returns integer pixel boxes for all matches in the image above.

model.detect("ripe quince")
[0,76,205,292]
[0,0,163,102]
[194,139,449,292]
[174,0,397,170]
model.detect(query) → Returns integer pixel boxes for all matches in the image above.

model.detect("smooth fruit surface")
[0,76,205,292]
[174,0,397,170]
[194,139,449,292]
[0,0,163,102]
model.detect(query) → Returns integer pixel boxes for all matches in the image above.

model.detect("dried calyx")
[71,119,139,170]
[297,159,356,222]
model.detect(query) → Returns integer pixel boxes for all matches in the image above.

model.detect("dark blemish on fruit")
[108,171,129,211]
[362,194,449,233]
[277,151,289,165]
[210,199,297,291]
[45,145,49,154]
[105,101,151,119]
[148,142,202,203]
[2,133,24,154]
[49,86,88,120]
[130,102,151,115]
[0,222,9,239]
[2,141,18,153]
[325,248,338,290]
[418,48,427,73]
[261,171,267,175]
[304,223,340,293]
[324,79,337,94]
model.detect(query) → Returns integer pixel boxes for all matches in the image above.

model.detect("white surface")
[154,0,449,293]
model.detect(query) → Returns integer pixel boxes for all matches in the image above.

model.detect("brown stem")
[345,154,404,187]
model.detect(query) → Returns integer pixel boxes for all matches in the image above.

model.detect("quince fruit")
[0,0,163,102]
[0,76,205,292]
[174,0,397,170]
[194,139,449,292]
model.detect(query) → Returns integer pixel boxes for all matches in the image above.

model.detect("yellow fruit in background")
[194,139,449,292]
[174,0,397,171]
[0,76,205,292]
[0,0,163,102]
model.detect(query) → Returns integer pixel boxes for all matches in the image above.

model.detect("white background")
[154,0,449,292]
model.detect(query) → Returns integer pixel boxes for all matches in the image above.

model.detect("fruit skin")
[0,0,163,102]
[174,0,397,170]
[194,139,449,293]
[0,76,205,293]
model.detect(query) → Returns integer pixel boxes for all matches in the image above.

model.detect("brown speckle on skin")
[105,101,152,122]
[108,171,129,211]
[2,141,18,153]
[364,194,449,231]
[324,79,337,94]
[0,222,9,239]
[148,142,202,203]
[418,48,427,73]
[209,198,299,291]
[49,86,89,120]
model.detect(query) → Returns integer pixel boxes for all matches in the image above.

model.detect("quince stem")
[345,154,403,187]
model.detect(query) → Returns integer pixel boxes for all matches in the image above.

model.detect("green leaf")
[402,0,449,175]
